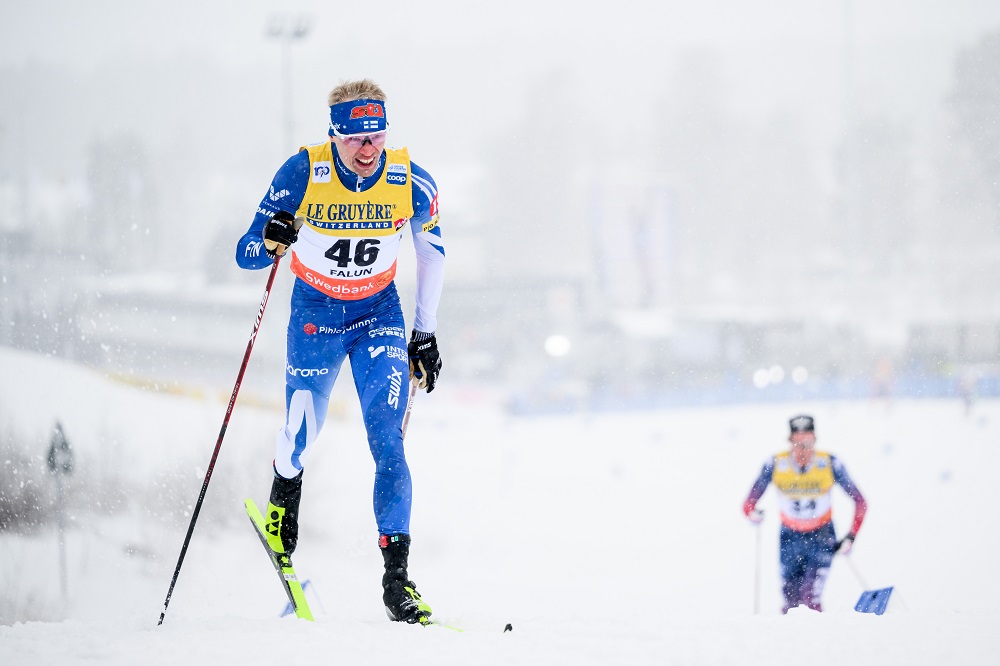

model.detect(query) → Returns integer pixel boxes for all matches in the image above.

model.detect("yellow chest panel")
[287,143,414,300]
[295,143,414,238]
[772,451,835,499]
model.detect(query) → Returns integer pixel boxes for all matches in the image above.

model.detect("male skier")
[236,78,444,623]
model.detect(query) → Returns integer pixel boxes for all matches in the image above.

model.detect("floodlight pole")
[266,15,311,151]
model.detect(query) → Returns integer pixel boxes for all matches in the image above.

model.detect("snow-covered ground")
[1,346,998,665]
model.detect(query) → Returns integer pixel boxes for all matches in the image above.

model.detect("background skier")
[742,415,867,613]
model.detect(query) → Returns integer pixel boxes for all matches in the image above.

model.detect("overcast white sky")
[3,0,998,163]
[4,1,999,69]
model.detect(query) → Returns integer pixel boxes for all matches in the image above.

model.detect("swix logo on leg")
[350,103,384,119]
[387,368,403,409]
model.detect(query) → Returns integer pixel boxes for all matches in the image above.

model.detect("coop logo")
[386,163,407,186]
[269,186,290,201]
[387,367,404,409]
[286,364,329,377]
[312,162,332,183]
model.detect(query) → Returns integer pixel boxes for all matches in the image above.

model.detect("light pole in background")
[266,15,311,152]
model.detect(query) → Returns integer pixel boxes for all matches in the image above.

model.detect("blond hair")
[328,79,387,106]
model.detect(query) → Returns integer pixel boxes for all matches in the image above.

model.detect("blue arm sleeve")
[235,151,310,270]
[408,161,445,333]
[832,454,868,534]
[743,458,774,514]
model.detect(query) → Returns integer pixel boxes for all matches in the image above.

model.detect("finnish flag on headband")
[329,98,389,136]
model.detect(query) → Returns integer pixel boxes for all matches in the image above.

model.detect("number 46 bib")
[290,143,414,301]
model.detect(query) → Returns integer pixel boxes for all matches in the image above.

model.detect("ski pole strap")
[379,534,411,548]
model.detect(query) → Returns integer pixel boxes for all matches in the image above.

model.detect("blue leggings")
[779,523,836,612]
[274,279,412,536]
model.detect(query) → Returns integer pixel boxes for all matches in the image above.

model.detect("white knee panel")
[274,389,319,478]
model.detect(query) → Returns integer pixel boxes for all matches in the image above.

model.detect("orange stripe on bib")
[290,252,396,301]
[780,509,833,532]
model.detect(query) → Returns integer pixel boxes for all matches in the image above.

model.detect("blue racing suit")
[744,452,867,612]
[236,142,444,536]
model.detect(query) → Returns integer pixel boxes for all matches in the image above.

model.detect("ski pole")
[401,382,418,439]
[158,255,283,625]
[844,555,869,590]
[843,555,908,611]
[753,521,762,614]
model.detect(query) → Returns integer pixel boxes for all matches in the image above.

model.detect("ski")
[418,618,514,633]
[418,616,463,632]
[245,498,314,621]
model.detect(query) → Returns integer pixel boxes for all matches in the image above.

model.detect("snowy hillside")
[1,347,998,665]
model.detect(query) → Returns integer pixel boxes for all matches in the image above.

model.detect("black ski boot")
[264,469,303,557]
[380,534,432,623]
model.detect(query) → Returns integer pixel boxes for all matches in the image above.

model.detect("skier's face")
[333,132,386,178]
[789,432,815,466]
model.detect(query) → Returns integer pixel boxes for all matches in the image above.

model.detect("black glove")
[263,210,299,257]
[834,533,855,554]
[408,332,442,393]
